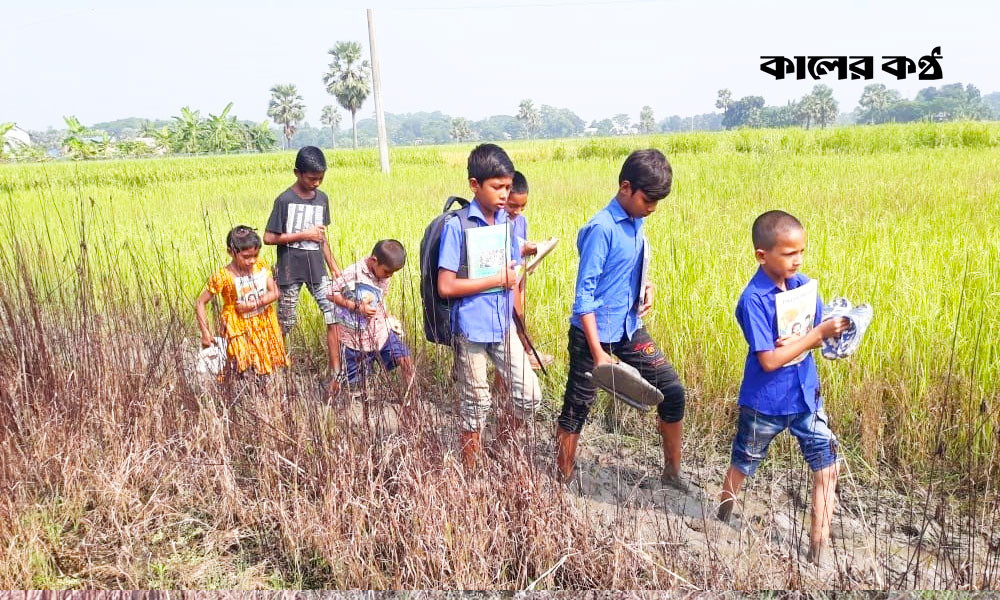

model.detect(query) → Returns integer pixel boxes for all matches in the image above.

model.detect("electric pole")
[368,9,390,174]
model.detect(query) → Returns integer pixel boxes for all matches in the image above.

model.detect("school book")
[525,237,560,275]
[333,281,383,331]
[775,279,818,366]
[466,223,511,294]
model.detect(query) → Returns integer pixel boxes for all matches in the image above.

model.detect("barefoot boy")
[437,144,542,468]
[717,210,848,564]
[328,239,414,398]
[263,146,342,386]
[555,149,687,489]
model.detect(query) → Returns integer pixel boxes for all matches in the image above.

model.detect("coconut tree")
[322,41,370,149]
[320,105,342,148]
[267,84,306,149]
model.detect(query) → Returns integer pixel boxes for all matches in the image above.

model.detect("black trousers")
[558,325,685,433]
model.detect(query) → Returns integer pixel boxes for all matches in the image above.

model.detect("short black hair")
[372,239,406,271]
[226,225,262,252]
[512,171,529,195]
[295,146,327,173]
[619,149,672,201]
[751,210,804,251]
[467,143,514,183]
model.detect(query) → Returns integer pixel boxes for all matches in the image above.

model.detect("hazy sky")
[3,0,998,130]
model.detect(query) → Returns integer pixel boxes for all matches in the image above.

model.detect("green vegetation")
[2,121,998,478]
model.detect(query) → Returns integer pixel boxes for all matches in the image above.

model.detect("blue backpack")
[419,196,475,345]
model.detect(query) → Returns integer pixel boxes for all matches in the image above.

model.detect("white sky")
[2,0,998,130]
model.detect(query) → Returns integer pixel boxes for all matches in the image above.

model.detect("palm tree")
[811,85,839,128]
[267,84,306,149]
[320,105,342,148]
[639,106,656,134]
[795,94,818,129]
[858,84,898,124]
[322,41,370,149]
[450,117,473,142]
[516,99,541,138]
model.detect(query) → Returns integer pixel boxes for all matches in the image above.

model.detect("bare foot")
[806,540,824,565]
[660,469,691,493]
[717,497,735,522]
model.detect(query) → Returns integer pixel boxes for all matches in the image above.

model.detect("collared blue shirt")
[438,200,520,344]
[570,198,645,343]
[736,267,824,415]
[510,214,528,256]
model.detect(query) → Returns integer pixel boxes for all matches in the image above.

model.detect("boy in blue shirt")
[504,170,552,369]
[556,149,688,490]
[438,144,542,468]
[717,210,848,564]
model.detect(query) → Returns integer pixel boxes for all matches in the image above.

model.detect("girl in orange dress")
[195,226,288,378]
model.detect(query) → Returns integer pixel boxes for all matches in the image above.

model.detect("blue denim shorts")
[730,405,838,476]
[343,331,410,385]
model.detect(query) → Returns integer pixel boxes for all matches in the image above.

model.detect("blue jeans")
[730,405,838,476]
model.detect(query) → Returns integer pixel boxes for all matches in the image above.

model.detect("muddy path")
[552,418,996,590]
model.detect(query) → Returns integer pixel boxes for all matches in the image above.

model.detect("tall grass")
[1,122,999,588]
[3,122,996,475]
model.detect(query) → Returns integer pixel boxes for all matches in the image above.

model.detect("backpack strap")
[443,196,469,213]
[454,204,475,279]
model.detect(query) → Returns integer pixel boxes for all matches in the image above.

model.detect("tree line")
[716,83,998,130]
[1,105,276,161]
[4,63,999,161]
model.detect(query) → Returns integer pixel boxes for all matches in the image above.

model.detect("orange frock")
[206,259,288,375]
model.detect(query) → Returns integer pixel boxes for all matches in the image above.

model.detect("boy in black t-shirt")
[264,146,343,386]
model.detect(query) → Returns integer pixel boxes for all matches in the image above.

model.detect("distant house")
[611,123,639,136]
[2,124,31,150]
[583,127,598,136]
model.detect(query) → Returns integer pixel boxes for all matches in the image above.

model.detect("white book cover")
[775,279,817,366]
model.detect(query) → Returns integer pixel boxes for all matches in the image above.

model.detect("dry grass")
[2,124,1000,590]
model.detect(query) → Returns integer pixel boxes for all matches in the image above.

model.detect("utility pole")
[368,8,390,174]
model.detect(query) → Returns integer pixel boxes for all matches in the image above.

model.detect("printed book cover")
[775,279,818,366]
[466,223,511,294]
